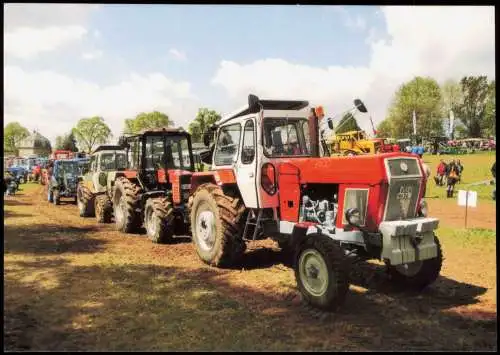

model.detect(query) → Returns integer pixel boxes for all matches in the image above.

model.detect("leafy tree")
[334,112,361,134]
[454,76,490,138]
[55,132,79,151]
[124,111,174,134]
[385,76,444,138]
[72,116,112,153]
[188,108,221,143]
[441,79,463,113]
[4,122,30,155]
[483,80,496,138]
[375,119,394,138]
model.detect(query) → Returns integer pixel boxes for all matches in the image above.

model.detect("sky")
[3,4,495,146]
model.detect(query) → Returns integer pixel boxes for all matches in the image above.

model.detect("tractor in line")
[186,94,442,311]
[73,95,442,313]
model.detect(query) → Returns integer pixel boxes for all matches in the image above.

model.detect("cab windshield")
[58,162,79,176]
[263,117,311,157]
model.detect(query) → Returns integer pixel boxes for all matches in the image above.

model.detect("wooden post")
[465,190,469,229]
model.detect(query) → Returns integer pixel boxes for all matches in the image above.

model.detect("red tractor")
[188,94,442,312]
[112,128,195,243]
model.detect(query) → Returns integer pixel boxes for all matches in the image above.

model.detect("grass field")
[422,151,496,203]
[3,153,497,351]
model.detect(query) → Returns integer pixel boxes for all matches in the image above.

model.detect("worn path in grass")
[3,184,497,351]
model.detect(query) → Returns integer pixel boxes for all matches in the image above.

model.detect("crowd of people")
[434,159,464,198]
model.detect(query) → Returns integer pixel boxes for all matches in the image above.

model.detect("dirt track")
[4,184,497,351]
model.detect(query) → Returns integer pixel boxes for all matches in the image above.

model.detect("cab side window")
[214,123,241,166]
[241,120,255,164]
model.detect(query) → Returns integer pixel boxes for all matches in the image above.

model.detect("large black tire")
[386,234,443,290]
[77,184,95,217]
[95,195,113,223]
[113,177,142,233]
[188,183,246,267]
[294,235,350,312]
[144,197,175,243]
[53,189,60,205]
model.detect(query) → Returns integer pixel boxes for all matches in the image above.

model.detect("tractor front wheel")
[113,177,142,233]
[189,183,246,267]
[53,189,61,205]
[144,197,174,243]
[385,234,443,290]
[77,184,95,217]
[295,235,350,312]
[95,195,113,223]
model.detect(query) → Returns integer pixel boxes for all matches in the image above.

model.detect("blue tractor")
[6,166,28,185]
[48,158,89,205]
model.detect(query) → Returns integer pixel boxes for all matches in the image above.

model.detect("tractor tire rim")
[395,261,423,277]
[146,207,158,237]
[115,199,125,225]
[196,209,216,252]
[299,249,329,297]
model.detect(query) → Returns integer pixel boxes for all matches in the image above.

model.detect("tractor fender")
[190,169,237,195]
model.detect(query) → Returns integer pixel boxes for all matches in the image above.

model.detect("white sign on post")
[457,190,478,229]
[458,190,477,207]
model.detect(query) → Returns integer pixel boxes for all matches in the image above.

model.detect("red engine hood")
[270,153,414,185]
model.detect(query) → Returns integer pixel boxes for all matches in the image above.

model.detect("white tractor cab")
[189,94,442,312]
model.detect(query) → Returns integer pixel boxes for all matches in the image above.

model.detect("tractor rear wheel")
[77,184,95,217]
[113,177,142,233]
[295,235,350,312]
[53,189,61,205]
[189,183,246,267]
[385,234,443,290]
[95,195,113,223]
[144,197,174,243]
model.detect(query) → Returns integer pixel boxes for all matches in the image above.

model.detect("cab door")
[235,118,259,208]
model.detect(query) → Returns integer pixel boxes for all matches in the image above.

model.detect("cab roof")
[217,99,309,127]
[92,145,124,154]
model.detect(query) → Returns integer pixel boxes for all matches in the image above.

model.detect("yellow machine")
[326,129,381,156]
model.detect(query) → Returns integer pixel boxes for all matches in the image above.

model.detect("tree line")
[4,75,495,156]
[376,75,495,139]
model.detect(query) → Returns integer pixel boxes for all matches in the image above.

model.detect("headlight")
[345,208,362,226]
[342,189,369,226]
[419,199,428,217]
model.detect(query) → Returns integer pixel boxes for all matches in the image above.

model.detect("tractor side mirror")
[248,94,260,109]
[203,131,212,147]
[354,99,368,113]
[327,118,334,130]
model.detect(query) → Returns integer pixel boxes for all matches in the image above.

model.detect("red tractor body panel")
[190,169,237,194]
[52,150,73,160]
[167,170,193,204]
[273,152,423,231]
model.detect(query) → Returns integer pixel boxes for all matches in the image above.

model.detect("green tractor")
[76,145,128,223]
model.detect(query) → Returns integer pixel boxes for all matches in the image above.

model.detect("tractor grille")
[383,158,422,221]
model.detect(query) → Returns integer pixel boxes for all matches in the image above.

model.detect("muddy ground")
[3,184,497,351]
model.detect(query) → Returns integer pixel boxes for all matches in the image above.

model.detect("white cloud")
[82,50,103,60]
[4,66,199,145]
[4,4,99,31]
[211,6,495,132]
[169,48,187,61]
[4,25,88,59]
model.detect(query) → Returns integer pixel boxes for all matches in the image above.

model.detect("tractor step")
[242,209,274,241]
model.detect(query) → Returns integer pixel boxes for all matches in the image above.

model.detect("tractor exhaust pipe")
[308,108,320,157]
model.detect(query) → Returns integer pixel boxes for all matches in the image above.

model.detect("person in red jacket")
[32,164,41,182]
[435,159,447,186]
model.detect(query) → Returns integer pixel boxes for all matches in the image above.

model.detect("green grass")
[422,151,496,202]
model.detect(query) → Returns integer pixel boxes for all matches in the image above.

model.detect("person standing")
[436,159,447,186]
[445,160,460,198]
[491,161,496,200]
[456,159,464,183]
